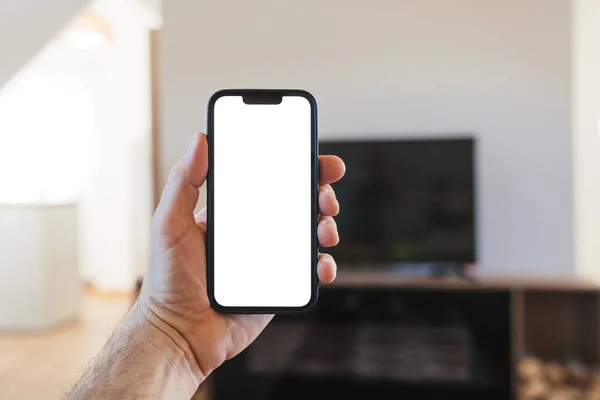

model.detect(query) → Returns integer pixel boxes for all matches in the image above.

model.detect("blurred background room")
[0,0,599,399]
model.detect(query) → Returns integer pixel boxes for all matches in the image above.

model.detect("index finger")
[319,155,345,185]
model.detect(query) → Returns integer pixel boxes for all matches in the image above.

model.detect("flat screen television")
[319,137,475,267]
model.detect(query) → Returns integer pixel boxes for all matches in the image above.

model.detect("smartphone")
[206,89,318,314]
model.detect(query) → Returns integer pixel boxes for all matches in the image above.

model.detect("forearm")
[66,302,203,400]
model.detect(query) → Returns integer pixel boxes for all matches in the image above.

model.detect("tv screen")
[319,138,475,266]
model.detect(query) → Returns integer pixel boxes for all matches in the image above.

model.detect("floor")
[0,295,132,400]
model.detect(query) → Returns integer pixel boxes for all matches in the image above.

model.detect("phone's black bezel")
[206,89,319,314]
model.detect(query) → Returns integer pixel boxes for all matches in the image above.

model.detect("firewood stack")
[519,356,600,400]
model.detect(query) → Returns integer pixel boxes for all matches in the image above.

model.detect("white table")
[0,203,82,330]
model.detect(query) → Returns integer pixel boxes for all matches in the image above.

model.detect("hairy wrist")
[129,300,205,390]
[67,302,204,399]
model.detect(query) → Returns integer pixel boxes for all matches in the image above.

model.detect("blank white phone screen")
[213,95,313,308]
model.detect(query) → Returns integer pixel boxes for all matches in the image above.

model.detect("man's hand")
[67,132,345,399]
[138,133,345,384]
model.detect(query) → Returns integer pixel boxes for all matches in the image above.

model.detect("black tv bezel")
[318,135,477,265]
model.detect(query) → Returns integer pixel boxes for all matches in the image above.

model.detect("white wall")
[572,0,600,281]
[160,0,574,277]
[78,0,157,291]
[0,0,88,89]
[0,204,81,330]
[0,39,95,205]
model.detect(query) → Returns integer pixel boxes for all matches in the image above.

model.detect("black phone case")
[206,89,319,314]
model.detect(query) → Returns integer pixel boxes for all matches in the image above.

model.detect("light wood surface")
[330,272,600,291]
[0,294,131,400]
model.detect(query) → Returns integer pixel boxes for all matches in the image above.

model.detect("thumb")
[155,133,208,225]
